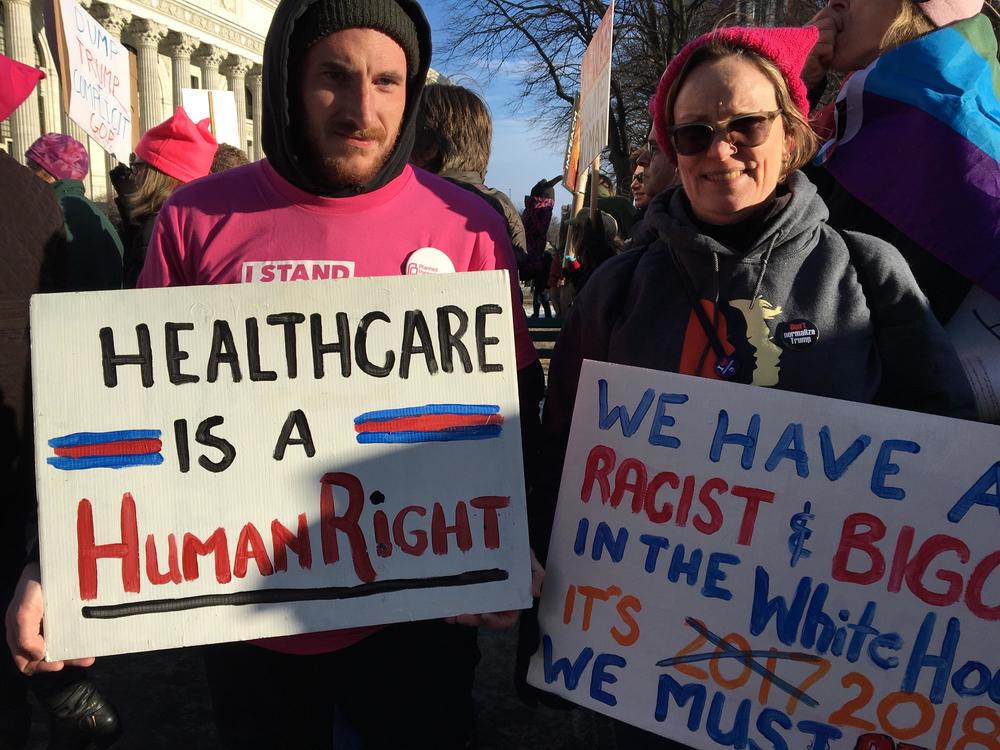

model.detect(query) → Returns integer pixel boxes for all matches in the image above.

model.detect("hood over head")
[262,0,432,197]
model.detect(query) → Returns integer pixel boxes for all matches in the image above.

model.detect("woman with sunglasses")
[530,26,974,749]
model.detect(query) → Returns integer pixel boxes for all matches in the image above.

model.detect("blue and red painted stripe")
[354,404,503,444]
[47,429,164,471]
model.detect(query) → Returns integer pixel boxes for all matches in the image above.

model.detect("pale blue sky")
[419,0,571,214]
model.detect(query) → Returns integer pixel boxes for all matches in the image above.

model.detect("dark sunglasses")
[668,110,782,156]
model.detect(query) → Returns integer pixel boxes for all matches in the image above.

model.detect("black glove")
[31,668,121,749]
[530,176,561,200]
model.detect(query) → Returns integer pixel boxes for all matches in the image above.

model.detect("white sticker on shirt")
[404,247,456,275]
[241,260,356,283]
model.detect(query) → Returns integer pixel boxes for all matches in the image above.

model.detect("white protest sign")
[32,272,531,660]
[576,1,614,186]
[58,0,132,162]
[948,286,1000,423]
[181,88,240,148]
[529,360,1000,750]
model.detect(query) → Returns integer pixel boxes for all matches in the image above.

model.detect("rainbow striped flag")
[817,15,1000,298]
[354,404,504,444]
[47,429,164,471]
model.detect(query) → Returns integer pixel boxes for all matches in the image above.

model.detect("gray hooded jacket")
[532,172,974,555]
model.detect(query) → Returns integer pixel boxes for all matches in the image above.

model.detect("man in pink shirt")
[6,0,543,746]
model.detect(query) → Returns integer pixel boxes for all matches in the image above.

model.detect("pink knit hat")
[135,106,218,183]
[650,26,819,162]
[0,53,44,123]
[914,0,984,27]
[26,133,90,180]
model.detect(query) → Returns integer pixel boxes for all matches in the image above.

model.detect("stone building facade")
[2,0,450,204]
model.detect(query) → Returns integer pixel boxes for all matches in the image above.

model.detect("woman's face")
[631,164,648,209]
[826,0,901,72]
[671,56,791,226]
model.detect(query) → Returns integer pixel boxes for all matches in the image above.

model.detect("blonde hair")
[664,41,820,177]
[128,165,182,222]
[880,0,935,53]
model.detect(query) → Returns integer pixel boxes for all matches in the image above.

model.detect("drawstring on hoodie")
[668,230,781,379]
[750,232,780,309]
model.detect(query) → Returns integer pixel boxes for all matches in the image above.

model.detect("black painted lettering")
[437,306,473,374]
[245,318,277,382]
[475,304,504,373]
[274,409,316,460]
[207,320,243,383]
[399,310,439,379]
[100,325,153,388]
[195,416,236,473]
[165,322,199,385]
[174,419,190,473]
[311,312,351,378]
[354,311,395,377]
[267,313,305,379]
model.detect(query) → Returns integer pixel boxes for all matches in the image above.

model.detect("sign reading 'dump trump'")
[528,361,1000,750]
[32,272,531,660]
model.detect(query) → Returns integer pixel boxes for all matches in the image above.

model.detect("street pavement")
[25,628,619,749]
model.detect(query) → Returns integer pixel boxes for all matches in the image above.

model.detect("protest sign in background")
[54,0,133,161]
[181,89,240,148]
[529,360,1000,750]
[32,272,532,660]
[948,287,1000,423]
[576,1,614,189]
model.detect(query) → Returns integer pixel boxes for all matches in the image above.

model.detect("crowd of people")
[1,0,996,746]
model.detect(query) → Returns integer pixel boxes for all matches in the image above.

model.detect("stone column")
[163,32,200,111]
[126,18,168,133]
[193,45,228,91]
[222,55,252,151]
[247,65,263,160]
[2,0,42,163]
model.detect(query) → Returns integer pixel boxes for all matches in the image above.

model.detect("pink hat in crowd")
[915,0,984,27]
[135,106,218,183]
[0,53,45,123]
[649,26,819,162]
[25,133,90,180]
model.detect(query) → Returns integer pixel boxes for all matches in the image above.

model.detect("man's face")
[299,28,407,186]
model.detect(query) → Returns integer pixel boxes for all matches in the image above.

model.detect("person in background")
[25,133,123,291]
[803,0,998,323]
[630,147,649,213]
[122,107,218,288]
[211,143,251,173]
[1,56,120,750]
[412,82,529,273]
[579,171,636,238]
[523,176,560,319]
[534,26,974,748]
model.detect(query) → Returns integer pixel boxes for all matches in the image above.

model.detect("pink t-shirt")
[139,160,537,654]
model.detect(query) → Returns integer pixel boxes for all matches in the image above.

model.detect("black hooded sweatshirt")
[261,0,432,198]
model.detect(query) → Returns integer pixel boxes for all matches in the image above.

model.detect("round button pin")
[776,319,820,349]
[403,247,456,275]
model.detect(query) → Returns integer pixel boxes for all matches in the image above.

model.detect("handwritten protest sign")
[32,272,531,660]
[576,1,614,185]
[55,0,133,162]
[181,89,240,147]
[948,287,1000,423]
[529,360,1000,750]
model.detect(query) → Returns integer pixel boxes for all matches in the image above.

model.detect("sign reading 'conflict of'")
[32,272,531,660]
[528,361,1000,750]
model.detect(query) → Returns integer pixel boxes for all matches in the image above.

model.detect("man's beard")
[304,122,399,188]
